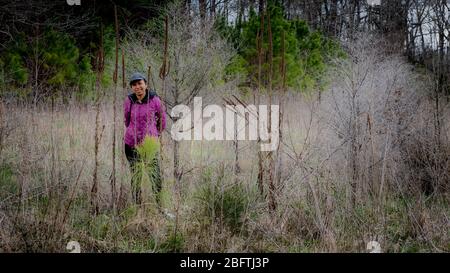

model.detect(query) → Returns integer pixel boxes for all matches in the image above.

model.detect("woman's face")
[131,79,147,97]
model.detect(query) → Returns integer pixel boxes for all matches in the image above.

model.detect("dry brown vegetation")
[0,13,449,253]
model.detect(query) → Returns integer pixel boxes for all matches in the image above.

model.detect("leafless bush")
[393,100,450,196]
[320,34,447,203]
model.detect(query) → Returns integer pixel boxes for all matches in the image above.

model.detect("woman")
[124,72,166,205]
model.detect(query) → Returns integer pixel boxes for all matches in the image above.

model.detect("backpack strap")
[148,90,157,99]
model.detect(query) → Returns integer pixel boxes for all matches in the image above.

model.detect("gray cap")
[129,72,147,85]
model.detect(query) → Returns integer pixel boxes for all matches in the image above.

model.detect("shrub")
[195,167,250,234]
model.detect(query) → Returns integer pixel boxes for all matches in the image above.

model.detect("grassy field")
[0,87,448,252]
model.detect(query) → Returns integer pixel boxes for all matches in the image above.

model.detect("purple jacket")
[124,89,166,147]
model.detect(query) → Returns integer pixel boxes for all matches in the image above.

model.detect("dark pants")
[125,144,162,205]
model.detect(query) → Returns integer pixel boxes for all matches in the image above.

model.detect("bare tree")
[91,24,105,216]
[323,34,424,205]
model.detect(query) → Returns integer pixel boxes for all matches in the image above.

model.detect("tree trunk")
[173,128,182,185]
[259,0,265,16]
[199,0,207,21]
[210,0,216,18]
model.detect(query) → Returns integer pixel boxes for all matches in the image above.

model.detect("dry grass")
[0,37,449,253]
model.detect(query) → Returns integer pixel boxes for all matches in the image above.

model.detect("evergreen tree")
[217,1,340,93]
